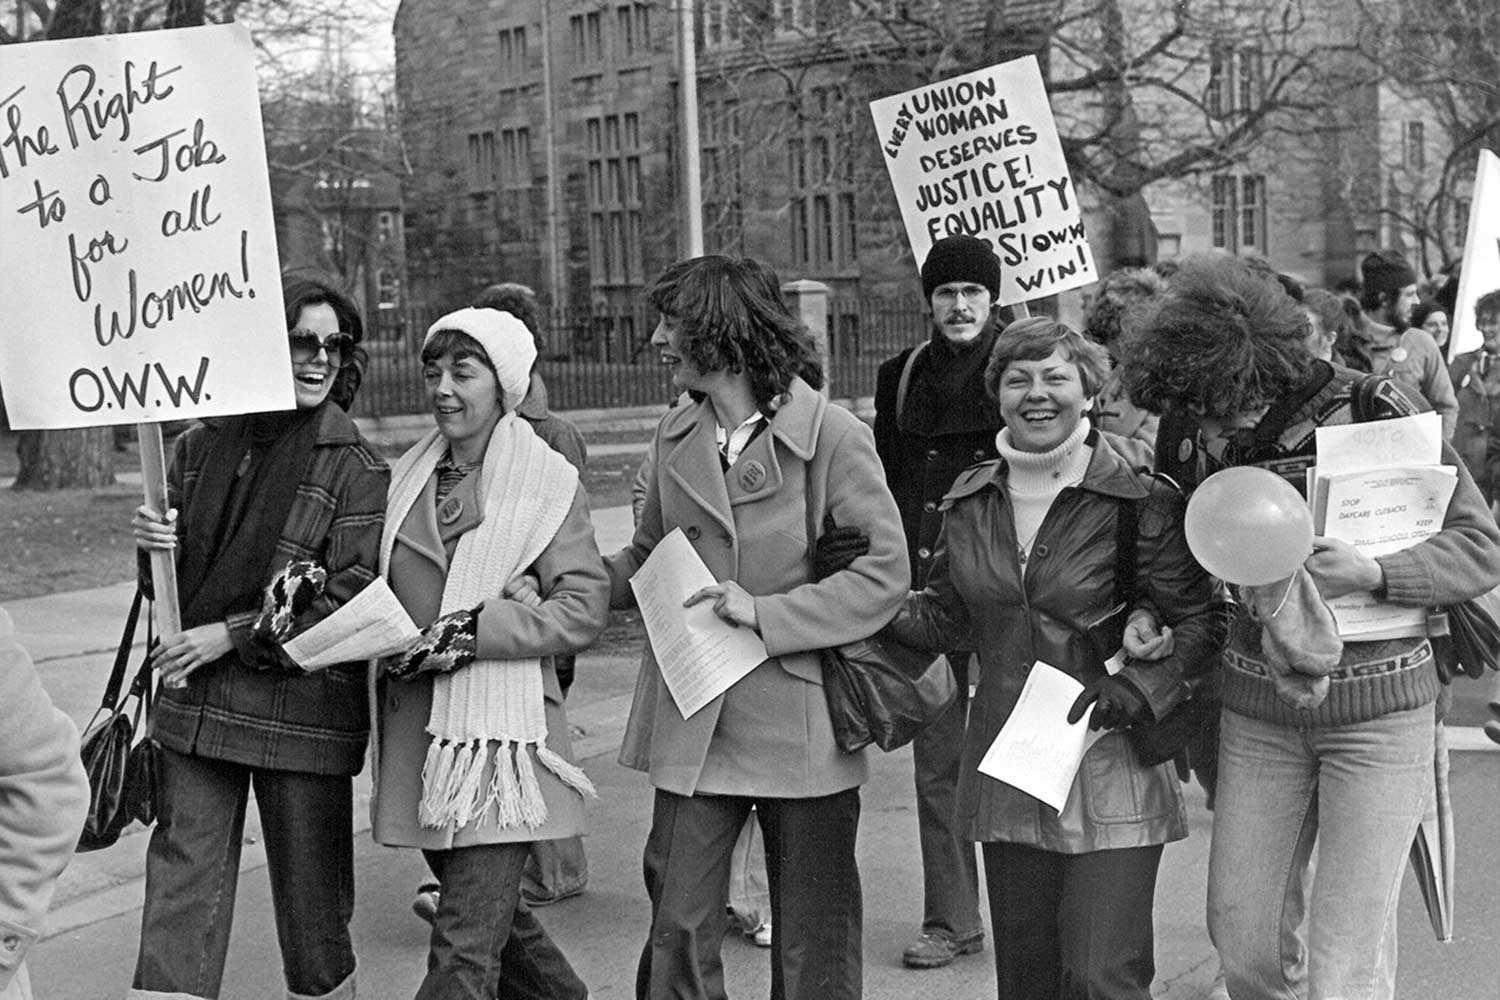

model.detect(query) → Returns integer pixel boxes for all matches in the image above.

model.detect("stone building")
[391,0,1475,360]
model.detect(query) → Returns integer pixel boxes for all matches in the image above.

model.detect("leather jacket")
[889,432,1217,852]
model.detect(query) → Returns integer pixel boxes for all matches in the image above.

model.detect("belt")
[1224,642,1432,681]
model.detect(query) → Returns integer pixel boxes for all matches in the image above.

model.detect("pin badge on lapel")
[739,460,767,491]
[438,496,464,525]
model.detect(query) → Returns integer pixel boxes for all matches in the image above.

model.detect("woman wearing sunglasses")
[127,277,390,1000]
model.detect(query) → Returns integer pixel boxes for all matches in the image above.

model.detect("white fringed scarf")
[381,413,596,830]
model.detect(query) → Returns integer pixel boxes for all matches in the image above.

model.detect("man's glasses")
[288,330,356,365]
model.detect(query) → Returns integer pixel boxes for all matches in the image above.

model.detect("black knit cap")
[921,234,1002,299]
[1360,249,1418,299]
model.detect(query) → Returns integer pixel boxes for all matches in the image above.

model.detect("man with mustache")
[872,233,1005,970]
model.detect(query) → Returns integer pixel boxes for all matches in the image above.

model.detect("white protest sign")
[870,55,1097,306]
[1448,149,1500,358]
[0,23,291,430]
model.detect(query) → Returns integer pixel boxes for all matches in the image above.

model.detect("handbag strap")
[100,589,145,710]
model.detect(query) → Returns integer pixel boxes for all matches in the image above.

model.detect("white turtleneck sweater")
[996,420,1092,561]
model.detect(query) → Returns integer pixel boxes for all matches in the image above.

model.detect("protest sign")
[869,55,1097,306]
[0,23,291,430]
[1447,148,1500,358]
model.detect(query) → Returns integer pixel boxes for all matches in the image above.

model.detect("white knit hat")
[424,307,537,411]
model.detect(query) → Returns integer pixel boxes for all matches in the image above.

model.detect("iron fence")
[351,296,930,418]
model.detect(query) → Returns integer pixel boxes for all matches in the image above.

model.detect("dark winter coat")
[150,404,389,776]
[873,332,1003,589]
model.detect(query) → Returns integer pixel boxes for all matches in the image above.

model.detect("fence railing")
[352,296,930,418]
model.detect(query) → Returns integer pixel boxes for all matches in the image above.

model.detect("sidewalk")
[11,501,1500,998]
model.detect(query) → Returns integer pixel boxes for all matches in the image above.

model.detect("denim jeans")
[419,843,586,1000]
[911,653,983,943]
[636,788,862,1000]
[130,748,355,1000]
[1208,706,1433,1000]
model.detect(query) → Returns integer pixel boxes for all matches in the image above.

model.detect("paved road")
[9,502,1499,998]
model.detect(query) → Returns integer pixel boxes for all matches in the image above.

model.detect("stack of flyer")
[1310,412,1455,640]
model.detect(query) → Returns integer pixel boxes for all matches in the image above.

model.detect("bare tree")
[697,0,1339,268]
[1349,0,1500,275]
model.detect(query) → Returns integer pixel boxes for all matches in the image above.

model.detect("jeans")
[419,843,587,1000]
[912,653,983,942]
[981,841,1162,1000]
[1208,706,1433,1000]
[130,748,356,1000]
[636,788,862,1000]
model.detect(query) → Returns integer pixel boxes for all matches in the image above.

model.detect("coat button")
[389,694,401,711]
[917,546,931,560]
[724,537,733,548]
[926,448,939,460]
[685,525,701,540]
[923,500,937,512]
[974,449,986,460]
[1,935,17,951]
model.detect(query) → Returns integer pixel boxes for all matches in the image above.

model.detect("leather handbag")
[802,481,957,753]
[1430,585,1500,682]
[820,631,958,754]
[78,590,160,852]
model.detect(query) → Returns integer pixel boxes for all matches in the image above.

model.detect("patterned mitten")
[389,607,480,682]
[253,560,328,641]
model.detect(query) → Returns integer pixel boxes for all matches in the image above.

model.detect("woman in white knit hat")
[370,306,609,999]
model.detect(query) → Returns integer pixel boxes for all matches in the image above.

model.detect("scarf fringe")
[513,742,548,828]
[416,739,599,832]
[537,745,598,799]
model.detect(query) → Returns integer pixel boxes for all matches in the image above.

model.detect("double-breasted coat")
[369,463,609,849]
[607,377,910,798]
[888,434,1217,853]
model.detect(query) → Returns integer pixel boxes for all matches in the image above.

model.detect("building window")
[1207,43,1262,118]
[585,112,645,287]
[570,11,603,65]
[617,3,651,57]
[1453,196,1472,244]
[702,0,743,47]
[467,130,496,190]
[702,98,743,251]
[1403,121,1425,172]
[787,86,857,268]
[377,211,397,244]
[500,127,531,188]
[1239,175,1266,251]
[1210,173,1267,253]
[376,269,400,309]
[498,26,527,81]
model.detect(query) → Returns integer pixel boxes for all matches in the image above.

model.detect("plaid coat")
[150,404,389,776]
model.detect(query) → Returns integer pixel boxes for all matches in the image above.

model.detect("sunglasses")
[288,330,356,364]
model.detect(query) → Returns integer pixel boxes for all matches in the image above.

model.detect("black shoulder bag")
[78,590,161,852]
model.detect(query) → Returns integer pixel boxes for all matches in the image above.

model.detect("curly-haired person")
[1118,252,1500,1000]
[606,255,909,999]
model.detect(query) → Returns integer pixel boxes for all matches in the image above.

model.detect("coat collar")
[658,377,828,537]
[516,373,551,421]
[981,428,1149,501]
[658,377,825,458]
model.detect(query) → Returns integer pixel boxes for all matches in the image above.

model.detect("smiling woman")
[371,305,607,999]
[123,275,389,1000]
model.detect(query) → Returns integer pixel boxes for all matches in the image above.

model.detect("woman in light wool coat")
[0,608,90,1000]
[606,255,909,1000]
